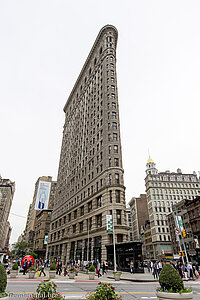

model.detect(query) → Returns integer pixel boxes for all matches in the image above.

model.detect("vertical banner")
[35,181,51,210]
[176,216,184,231]
[106,215,113,233]
[194,238,199,248]
[44,235,48,245]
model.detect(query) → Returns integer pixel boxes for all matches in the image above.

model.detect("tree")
[14,241,28,251]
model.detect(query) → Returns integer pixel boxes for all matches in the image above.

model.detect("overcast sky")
[1,0,200,244]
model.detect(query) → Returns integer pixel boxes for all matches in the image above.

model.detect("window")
[109,174,112,184]
[97,195,102,208]
[73,224,76,233]
[116,210,121,224]
[112,122,117,129]
[64,216,66,224]
[110,190,112,203]
[117,234,123,243]
[113,133,118,141]
[115,190,120,203]
[111,93,115,99]
[111,85,115,91]
[112,112,116,119]
[80,206,84,216]
[88,201,92,212]
[74,210,77,219]
[109,158,112,167]
[114,145,118,153]
[68,213,71,222]
[87,217,92,230]
[96,214,102,227]
[112,102,116,109]
[79,222,83,233]
[115,173,119,184]
[108,146,111,154]
[114,158,119,166]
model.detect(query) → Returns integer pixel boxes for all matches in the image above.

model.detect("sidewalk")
[7,269,157,283]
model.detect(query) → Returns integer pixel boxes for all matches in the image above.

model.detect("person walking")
[23,259,28,275]
[187,262,194,280]
[130,261,134,274]
[97,261,101,278]
[102,261,106,275]
[182,263,188,280]
[58,261,62,275]
[152,263,158,279]
[177,262,183,278]
[158,261,162,276]
[40,263,46,276]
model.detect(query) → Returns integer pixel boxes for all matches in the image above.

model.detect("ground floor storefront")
[106,241,143,272]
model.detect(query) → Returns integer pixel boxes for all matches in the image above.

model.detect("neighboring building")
[142,220,153,259]
[145,157,200,259]
[167,199,196,259]
[0,176,15,250]
[33,209,53,258]
[126,207,133,241]
[128,194,148,241]
[23,176,56,244]
[2,221,12,250]
[185,196,200,262]
[48,25,128,265]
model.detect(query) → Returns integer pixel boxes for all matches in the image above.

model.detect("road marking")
[141,297,157,299]
[55,280,75,283]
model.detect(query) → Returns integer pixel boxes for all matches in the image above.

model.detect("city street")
[7,280,200,299]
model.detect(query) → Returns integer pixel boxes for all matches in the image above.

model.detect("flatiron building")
[48,25,128,264]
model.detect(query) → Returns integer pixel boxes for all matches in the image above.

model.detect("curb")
[107,276,158,283]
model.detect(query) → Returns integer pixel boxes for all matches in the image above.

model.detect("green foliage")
[0,292,8,298]
[50,263,56,271]
[28,252,37,259]
[157,286,192,294]
[28,266,36,272]
[12,262,18,271]
[14,241,28,250]
[89,265,95,272]
[0,263,7,294]
[159,263,184,293]
[26,280,63,299]
[86,282,122,300]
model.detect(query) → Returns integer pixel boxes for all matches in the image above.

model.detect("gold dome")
[147,157,153,163]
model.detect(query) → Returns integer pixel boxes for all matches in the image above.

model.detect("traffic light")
[182,229,187,238]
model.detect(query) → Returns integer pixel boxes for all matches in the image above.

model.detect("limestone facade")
[48,25,128,264]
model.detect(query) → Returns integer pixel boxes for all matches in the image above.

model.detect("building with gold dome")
[145,158,200,259]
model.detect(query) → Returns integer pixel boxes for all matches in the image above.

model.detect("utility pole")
[112,202,117,272]
[173,205,189,265]
[87,219,89,265]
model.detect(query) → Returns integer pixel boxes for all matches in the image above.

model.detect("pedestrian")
[29,260,32,268]
[97,261,101,278]
[177,262,183,278]
[102,261,106,275]
[58,261,62,275]
[187,262,194,280]
[152,263,158,279]
[56,261,59,274]
[23,259,28,275]
[40,263,46,276]
[182,263,188,280]
[158,261,162,276]
[147,261,151,273]
[130,261,134,274]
